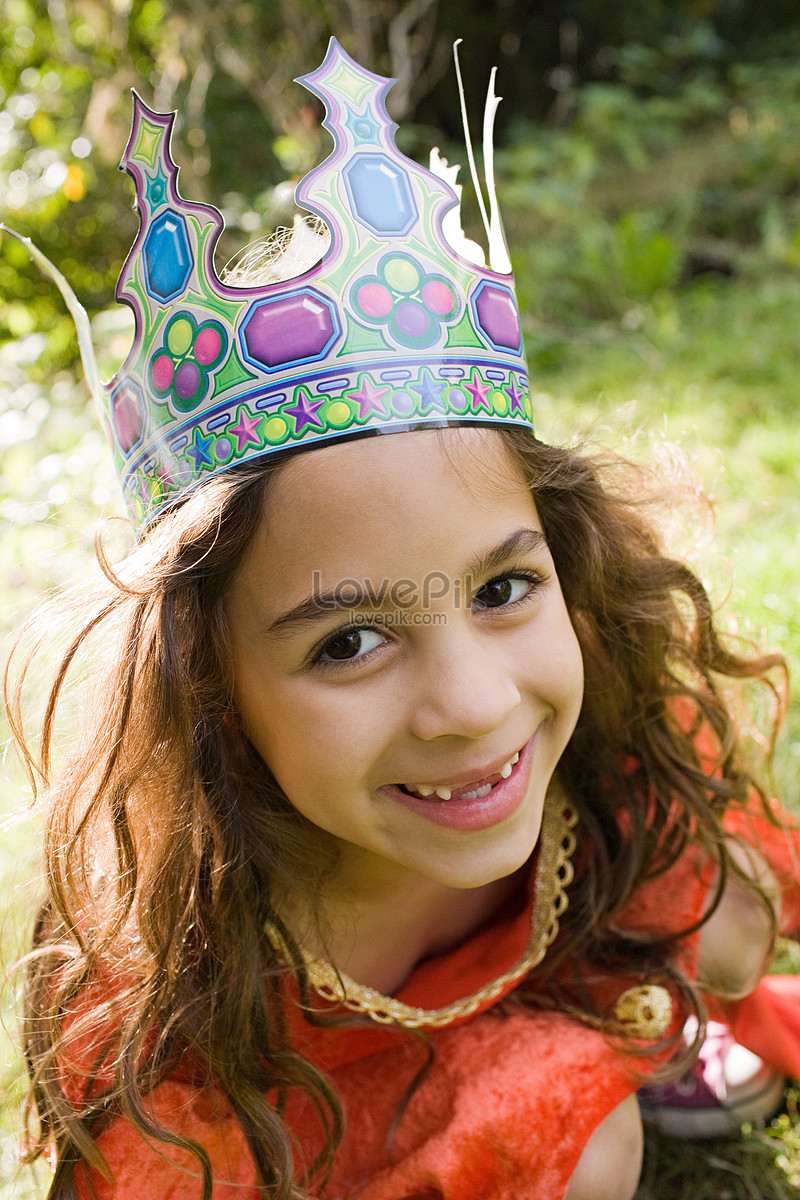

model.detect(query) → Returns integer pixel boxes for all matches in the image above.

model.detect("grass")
[1,260,799,1196]
[526,272,800,782]
[637,1104,800,1199]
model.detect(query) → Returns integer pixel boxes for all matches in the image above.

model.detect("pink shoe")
[638,1020,787,1138]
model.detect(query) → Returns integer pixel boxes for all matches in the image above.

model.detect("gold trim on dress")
[267,783,578,1030]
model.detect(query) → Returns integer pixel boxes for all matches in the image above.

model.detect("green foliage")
[0,0,466,364]
[4,1,800,348]
[494,52,800,330]
[576,211,681,308]
[636,1097,800,1198]
[0,0,161,356]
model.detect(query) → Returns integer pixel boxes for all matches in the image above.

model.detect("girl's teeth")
[405,749,522,801]
[462,783,493,801]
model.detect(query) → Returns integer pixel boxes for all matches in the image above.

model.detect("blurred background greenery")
[1,1,799,1196]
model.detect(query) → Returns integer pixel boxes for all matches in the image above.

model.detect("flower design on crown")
[351,252,461,348]
[101,37,532,525]
[149,313,227,412]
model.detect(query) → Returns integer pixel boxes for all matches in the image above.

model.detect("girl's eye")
[316,625,385,664]
[473,573,540,611]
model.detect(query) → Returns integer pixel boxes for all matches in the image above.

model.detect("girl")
[8,37,799,1200]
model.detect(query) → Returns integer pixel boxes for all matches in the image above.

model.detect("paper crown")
[67,39,534,523]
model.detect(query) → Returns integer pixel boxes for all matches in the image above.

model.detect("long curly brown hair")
[7,427,784,1199]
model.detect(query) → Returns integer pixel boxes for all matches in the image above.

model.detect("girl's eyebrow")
[465,527,549,582]
[266,526,549,637]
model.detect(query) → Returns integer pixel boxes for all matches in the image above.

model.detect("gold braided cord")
[270,785,578,1030]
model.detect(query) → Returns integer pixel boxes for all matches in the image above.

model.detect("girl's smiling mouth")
[398,749,522,801]
[381,737,536,832]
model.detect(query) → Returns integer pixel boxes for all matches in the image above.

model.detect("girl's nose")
[407,632,521,742]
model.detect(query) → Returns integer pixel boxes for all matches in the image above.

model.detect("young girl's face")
[224,429,584,893]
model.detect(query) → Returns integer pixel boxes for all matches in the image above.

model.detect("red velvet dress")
[68,796,800,1200]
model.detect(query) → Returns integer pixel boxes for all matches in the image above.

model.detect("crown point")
[297,37,391,111]
[124,94,174,176]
